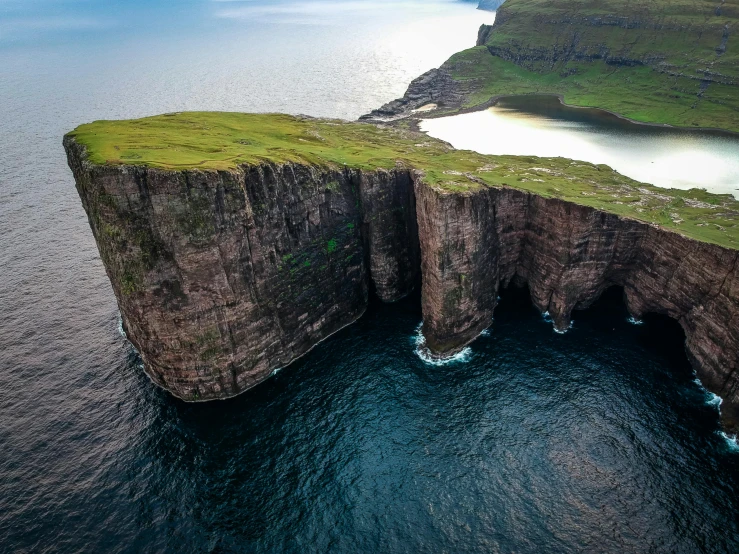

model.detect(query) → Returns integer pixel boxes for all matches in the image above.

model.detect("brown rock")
[417,183,739,431]
[66,136,739,431]
[65,136,417,401]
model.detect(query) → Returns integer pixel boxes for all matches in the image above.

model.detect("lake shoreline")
[403,93,739,138]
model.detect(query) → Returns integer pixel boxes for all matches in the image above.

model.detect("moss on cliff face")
[68,112,739,249]
[415,182,739,431]
[65,119,739,422]
[449,0,739,131]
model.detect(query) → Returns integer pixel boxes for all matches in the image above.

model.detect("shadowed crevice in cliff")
[65,121,739,434]
[499,282,695,382]
[638,312,691,371]
[416,183,739,432]
[64,141,425,402]
[358,169,421,304]
[577,285,691,371]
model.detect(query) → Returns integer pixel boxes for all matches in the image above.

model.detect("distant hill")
[372,0,739,132]
[453,0,739,130]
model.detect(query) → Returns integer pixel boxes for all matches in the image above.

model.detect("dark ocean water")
[1,1,739,552]
[5,288,739,553]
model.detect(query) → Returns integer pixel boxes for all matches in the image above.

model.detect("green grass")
[445,0,739,131]
[68,111,739,249]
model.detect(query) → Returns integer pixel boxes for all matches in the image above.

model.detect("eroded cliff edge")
[64,112,739,432]
[417,184,739,430]
[65,136,419,400]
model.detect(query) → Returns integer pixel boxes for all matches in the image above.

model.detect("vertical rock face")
[625,229,739,426]
[360,169,420,301]
[415,183,500,353]
[416,184,739,429]
[476,24,495,46]
[67,135,739,430]
[65,137,418,400]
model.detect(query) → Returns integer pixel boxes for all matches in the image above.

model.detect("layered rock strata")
[66,137,739,430]
[65,136,418,400]
[416,183,739,429]
[359,68,467,121]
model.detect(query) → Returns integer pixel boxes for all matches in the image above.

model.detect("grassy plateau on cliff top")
[69,112,739,248]
[447,0,739,131]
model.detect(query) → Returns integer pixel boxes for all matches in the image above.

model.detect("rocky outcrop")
[65,136,418,401]
[476,24,494,47]
[359,169,420,301]
[416,183,739,430]
[359,68,467,121]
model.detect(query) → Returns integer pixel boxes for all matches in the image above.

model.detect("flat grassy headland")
[445,0,739,132]
[68,112,739,248]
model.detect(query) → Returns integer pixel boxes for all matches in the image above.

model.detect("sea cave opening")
[495,282,692,371]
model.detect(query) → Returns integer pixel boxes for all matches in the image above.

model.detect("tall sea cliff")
[416,183,739,431]
[64,114,739,431]
[65,136,419,400]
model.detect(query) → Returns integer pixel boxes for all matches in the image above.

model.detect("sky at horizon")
[0,0,481,48]
[0,0,491,126]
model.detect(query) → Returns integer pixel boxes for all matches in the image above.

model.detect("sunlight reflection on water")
[422,96,739,197]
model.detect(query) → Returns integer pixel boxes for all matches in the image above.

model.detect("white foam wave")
[627,316,644,325]
[693,376,725,412]
[719,431,739,451]
[413,323,472,365]
[117,314,127,339]
[542,311,573,334]
[707,392,724,408]
[553,322,573,335]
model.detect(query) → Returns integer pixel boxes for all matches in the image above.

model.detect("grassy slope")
[69,112,739,248]
[448,0,739,131]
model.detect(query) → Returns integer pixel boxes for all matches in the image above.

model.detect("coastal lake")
[422,95,739,197]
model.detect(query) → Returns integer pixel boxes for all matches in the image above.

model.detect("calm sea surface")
[422,95,739,197]
[1,2,738,552]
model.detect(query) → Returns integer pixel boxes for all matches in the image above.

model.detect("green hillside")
[448,0,739,131]
[67,112,739,248]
